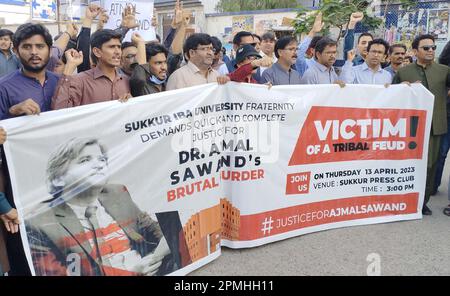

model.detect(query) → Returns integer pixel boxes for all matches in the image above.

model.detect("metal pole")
[57,0,61,33]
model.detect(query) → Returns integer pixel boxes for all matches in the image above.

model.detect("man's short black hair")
[367,39,390,55]
[233,31,253,46]
[0,29,14,39]
[357,32,373,44]
[309,36,323,50]
[13,23,53,49]
[121,41,136,50]
[314,37,337,58]
[275,36,296,58]
[183,33,212,59]
[156,34,161,43]
[210,36,222,54]
[412,34,435,50]
[145,43,168,61]
[388,43,407,55]
[261,32,276,42]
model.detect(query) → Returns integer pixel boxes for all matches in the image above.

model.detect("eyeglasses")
[420,45,436,51]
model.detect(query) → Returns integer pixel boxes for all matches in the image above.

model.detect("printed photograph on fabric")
[23,137,191,276]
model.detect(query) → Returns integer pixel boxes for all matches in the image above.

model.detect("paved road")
[190,165,450,276]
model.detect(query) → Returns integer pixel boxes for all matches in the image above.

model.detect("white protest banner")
[2,83,432,275]
[103,0,155,42]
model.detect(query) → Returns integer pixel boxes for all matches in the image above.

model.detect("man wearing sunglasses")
[393,34,450,216]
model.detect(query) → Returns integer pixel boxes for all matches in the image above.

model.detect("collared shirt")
[300,59,339,84]
[340,61,393,85]
[260,62,302,85]
[0,69,59,119]
[67,199,142,275]
[0,50,20,77]
[166,61,219,91]
[52,66,130,110]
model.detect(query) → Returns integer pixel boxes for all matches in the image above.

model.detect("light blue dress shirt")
[340,61,393,84]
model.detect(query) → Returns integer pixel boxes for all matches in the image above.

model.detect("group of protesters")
[0,0,449,276]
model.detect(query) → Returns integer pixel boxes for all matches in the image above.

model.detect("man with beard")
[0,23,59,120]
[384,44,407,77]
[393,34,450,216]
[130,43,169,96]
[0,23,59,275]
[167,33,220,90]
[300,38,341,85]
[52,29,132,109]
[261,36,302,85]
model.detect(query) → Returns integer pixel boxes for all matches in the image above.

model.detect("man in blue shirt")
[0,29,20,78]
[384,44,407,77]
[0,23,59,120]
[0,23,60,276]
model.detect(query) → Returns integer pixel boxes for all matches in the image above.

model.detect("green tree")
[216,0,299,13]
[293,0,383,41]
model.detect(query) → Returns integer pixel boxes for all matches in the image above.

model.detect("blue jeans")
[434,118,450,193]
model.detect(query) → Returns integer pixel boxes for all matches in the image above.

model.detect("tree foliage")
[216,0,299,13]
[293,0,383,40]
